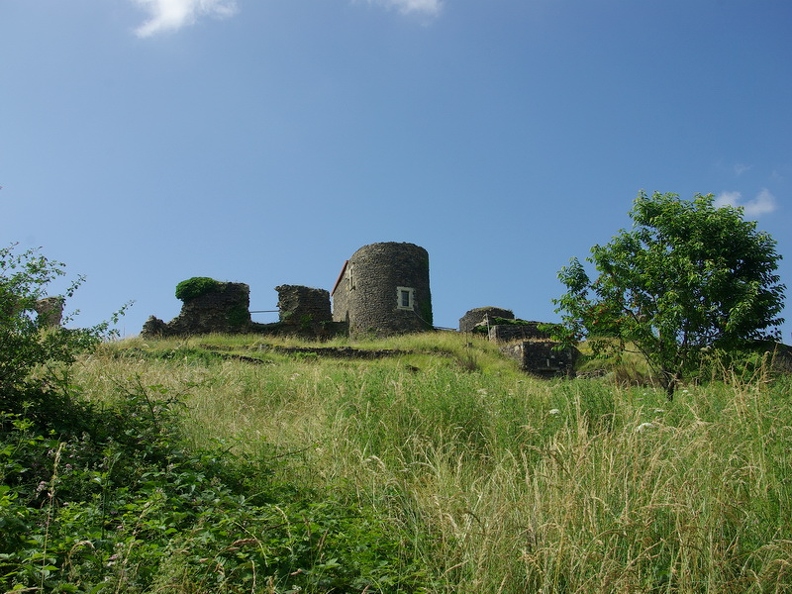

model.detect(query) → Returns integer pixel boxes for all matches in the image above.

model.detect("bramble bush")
[1,245,90,419]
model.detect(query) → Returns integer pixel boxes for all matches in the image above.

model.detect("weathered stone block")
[142,281,251,337]
[459,307,514,332]
[488,322,550,342]
[276,285,332,330]
[501,340,579,378]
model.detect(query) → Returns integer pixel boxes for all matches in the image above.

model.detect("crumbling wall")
[458,307,514,332]
[142,281,251,337]
[501,340,579,378]
[34,297,64,327]
[770,343,792,374]
[484,318,577,377]
[276,285,332,332]
[488,321,550,342]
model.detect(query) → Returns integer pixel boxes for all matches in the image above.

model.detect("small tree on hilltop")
[553,191,785,398]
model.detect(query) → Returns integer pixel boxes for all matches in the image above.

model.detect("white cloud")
[714,191,742,209]
[733,163,752,176]
[132,0,444,37]
[714,188,778,218]
[366,0,443,17]
[131,0,441,37]
[132,0,237,37]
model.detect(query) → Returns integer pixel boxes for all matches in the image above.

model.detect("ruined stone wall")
[331,262,351,325]
[34,297,64,327]
[332,242,432,337]
[458,307,514,332]
[501,341,579,378]
[488,321,550,342]
[770,343,792,374]
[276,285,332,331]
[142,282,251,337]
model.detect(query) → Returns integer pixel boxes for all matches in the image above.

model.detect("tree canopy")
[553,191,785,397]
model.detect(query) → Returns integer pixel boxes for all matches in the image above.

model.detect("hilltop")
[3,331,792,593]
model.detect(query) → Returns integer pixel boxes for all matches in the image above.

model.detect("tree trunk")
[663,368,679,401]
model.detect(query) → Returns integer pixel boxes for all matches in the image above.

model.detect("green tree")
[553,191,785,398]
[0,244,125,419]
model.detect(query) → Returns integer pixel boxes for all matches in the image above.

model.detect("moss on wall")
[175,277,222,302]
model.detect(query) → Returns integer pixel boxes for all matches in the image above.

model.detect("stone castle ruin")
[458,306,515,333]
[275,285,333,335]
[141,242,432,340]
[143,282,338,338]
[138,241,575,376]
[22,238,791,381]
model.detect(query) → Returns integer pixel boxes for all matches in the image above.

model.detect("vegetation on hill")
[3,244,792,592]
[4,326,792,592]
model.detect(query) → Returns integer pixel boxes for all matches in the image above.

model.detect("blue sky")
[2,0,791,341]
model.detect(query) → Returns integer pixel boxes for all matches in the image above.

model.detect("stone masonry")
[332,242,432,337]
[141,282,251,337]
[276,285,332,332]
[488,321,551,342]
[458,307,514,332]
[500,340,579,378]
[34,297,65,327]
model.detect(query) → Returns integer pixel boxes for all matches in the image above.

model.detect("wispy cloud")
[361,0,443,17]
[714,188,778,218]
[132,0,237,37]
[132,0,442,37]
[733,163,752,176]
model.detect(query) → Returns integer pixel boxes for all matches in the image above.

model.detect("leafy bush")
[0,244,121,421]
[175,277,222,302]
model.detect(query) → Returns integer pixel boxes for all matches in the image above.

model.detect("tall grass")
[74,334,792,593]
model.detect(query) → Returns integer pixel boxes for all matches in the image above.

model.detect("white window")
[346,263,355,290]
[396,287,415,311]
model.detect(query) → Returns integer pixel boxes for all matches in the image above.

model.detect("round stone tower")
[332,242,432,337]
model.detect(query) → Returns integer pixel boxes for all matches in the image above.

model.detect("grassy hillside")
[3,331,792,592]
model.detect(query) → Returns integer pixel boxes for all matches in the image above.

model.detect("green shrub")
[0,244,119,420]
[175,277,222,302]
